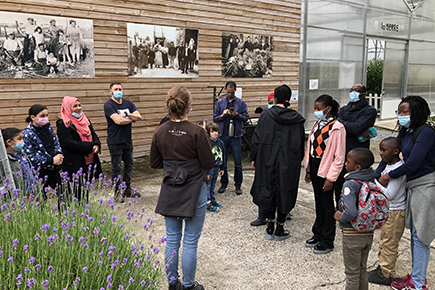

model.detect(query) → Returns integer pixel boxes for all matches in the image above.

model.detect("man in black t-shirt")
[104,82,143,201]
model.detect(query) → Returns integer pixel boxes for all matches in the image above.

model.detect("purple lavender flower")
[48,265,53,273]
[140,280,146,286]
[52,227,58,233]
[79,237,84,243]
[107,275,112,282]
[4,213,11,221]
[16,273,22,286]
[7,256,13,263]
[134,262,140,268]
[82,267,88,273]
[99,251,104,258]
[88,217,94,222]
[74,277,80,287]
[41,224,49,232]
[27,277,36,288]
[119,223,123,228]
[24,267,30,274]
[29,256,35,264]
[125,234,130,239]
[35,264,41,271]
[41,279,49,289]
[118,285,124,290]
[101,219,105,224]
[123,258,128,263]
[93,226,100,236]
[66,234,73,243]
[107,283,112,289]
[0,250,2,257]
[129,278,134,284]
[23,244,29,251]
[153,247,160,254]
[98,260,102,266]
[34,233,40,241]
[149,280,154,287]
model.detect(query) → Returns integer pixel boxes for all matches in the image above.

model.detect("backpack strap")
[412,122,435,168]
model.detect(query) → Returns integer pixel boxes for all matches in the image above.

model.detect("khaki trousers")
[343,233,373,290]
[378,210,406,278]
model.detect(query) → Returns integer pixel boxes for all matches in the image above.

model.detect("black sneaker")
[305,238,320,248]
[368,265,392,286]
[250,218,266,226]
[235,187,242,195]
[169,279,182,290]
[182,281,204,290]
[313,244,333,254]
[367,265,381,278]
[123,188,141,198]
[217,185,227,193]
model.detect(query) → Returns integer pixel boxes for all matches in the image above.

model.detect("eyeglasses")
[395,110,411,116]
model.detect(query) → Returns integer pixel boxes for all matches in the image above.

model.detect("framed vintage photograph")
[0,11,94,78]
[127,23,199,78]
[222,33,273,78]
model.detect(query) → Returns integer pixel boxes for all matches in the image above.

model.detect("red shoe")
[391,277,427,290]
[392,274,411,284]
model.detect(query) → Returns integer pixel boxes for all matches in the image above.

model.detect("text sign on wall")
[373,21,404,33]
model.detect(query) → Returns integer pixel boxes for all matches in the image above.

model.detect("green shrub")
[0,169,166,289]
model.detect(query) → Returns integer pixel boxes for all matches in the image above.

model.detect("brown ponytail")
[166,86,191,119]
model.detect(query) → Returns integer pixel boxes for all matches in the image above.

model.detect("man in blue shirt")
[104,82,143,201]
[213,81,249,195]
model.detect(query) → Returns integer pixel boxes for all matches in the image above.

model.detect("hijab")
[60,96,91,141]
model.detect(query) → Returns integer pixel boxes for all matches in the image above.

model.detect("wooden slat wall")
[0,0,301,161]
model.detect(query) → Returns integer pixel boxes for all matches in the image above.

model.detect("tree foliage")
[366,59,383,95]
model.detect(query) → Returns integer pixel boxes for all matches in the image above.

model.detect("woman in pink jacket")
[304,94,346,254]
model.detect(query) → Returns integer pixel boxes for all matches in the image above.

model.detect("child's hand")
[219,170,224,176]
[378,173,390,186]
[323,179,333,191]
[334,210,342,221]
[251,161,255,169]
[304,172,311,183]
[207,175,210,180]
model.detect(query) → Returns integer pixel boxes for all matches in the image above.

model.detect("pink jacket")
[304,120,346,182]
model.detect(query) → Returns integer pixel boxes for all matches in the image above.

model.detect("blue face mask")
[398,115,411,128]
[349,91,361,103]
[314,110,325,120]
[72,112,82,118]
[12,141,25,152]
[267,104,273,109]
[113,91,123,99]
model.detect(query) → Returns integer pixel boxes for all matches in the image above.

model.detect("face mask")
[113,91,123,99]
[226,92,235,99]
[36,117,49,126]
[349,91,361,103]
[12,141,25,152]
[267,104,273,109]
[189,106,192,113]
[72,112,82,118]
[398,115,411,128]
[314,110,326,120]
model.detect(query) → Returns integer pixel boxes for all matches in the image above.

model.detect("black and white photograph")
[0,11,94,79]
[127,23,199,78]
[222,33,273,78]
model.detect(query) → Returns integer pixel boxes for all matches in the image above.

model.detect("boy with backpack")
[368,137,407,286]
[334,147,385,290]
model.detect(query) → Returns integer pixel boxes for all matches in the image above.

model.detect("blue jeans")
[220,135,243,188]
[165,182,207,287]
[108,143,134,189]
[207,166,220,203]
[411,219,430,289]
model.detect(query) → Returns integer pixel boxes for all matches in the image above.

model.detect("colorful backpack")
[342,180,389,232]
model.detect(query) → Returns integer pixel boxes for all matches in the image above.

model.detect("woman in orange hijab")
[57,96,102,200]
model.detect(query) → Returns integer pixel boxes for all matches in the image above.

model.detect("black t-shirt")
[104,98,137,144]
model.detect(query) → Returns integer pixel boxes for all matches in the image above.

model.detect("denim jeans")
[165,182,207,287]
[411,219,430,289]
[108,143,134,189]
[207,166,220,203]
[220,135,243,188]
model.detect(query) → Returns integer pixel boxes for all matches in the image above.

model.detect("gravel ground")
[122,130,435,290]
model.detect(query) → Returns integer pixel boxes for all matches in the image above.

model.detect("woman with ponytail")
[250,84,306,241]
[23,104,63,196]
[150,86,214,290]
[304,94,346,254]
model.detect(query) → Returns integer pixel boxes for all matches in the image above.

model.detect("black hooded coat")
[250,106,306,214]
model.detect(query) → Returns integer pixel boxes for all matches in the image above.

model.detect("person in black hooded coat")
[250,84,306,241]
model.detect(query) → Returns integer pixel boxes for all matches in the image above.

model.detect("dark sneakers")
[235,188,243,195]
[217,185,227,193]
[313,244,334,254]
[250,218,266,226]
[182,281,204,290]
[368,265,393,286]
[305,238,320,248]
[123,188,141,198]
[169,279,182,290]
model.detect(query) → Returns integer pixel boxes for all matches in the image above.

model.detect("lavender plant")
[0,167,166,289]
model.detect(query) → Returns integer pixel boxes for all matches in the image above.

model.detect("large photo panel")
[127,23,199,78]
[222,33,273,78]
[0,11,94,78]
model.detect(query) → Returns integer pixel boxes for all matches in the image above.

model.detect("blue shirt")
[213,96,249,138]
[9,152,35,195]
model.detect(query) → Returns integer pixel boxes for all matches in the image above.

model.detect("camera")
[229,106,236,111]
